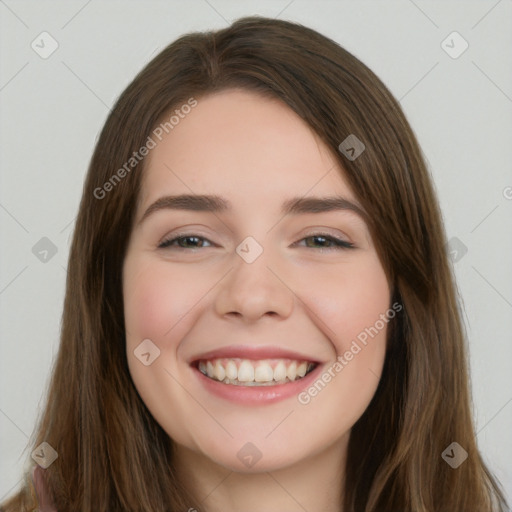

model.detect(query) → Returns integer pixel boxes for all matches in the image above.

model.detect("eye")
[158,233,354,251]
[158,234,213,250]
[294,233,354,251]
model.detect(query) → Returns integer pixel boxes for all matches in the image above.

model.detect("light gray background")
[1,0,511,504]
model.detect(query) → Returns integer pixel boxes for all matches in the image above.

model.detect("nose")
[214,243,295,324]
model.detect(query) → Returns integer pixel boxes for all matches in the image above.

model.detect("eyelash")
[158,233,355,251]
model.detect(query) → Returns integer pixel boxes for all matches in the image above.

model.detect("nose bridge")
[214,235,294,321]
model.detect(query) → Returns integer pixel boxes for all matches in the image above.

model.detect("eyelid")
[300,227,353,243]
[157,228,216,248]
[158,230,355,251]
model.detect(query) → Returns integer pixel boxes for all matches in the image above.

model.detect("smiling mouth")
[195,357,318,386]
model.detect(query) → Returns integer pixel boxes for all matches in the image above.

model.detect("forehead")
[139,89,357,210]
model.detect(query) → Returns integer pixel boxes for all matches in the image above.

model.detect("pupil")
[184,236,199,247]
[310,236,327,247]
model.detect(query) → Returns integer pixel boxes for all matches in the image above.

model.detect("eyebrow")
[138,193,367,225]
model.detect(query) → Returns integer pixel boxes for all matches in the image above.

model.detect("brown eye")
[157,233,354,251]
[158,235,212,249]
[297,234,354,250]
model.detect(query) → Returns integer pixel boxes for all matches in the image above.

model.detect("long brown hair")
[2,16,508,512]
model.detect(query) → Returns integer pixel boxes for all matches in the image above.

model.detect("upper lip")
[189,345,322,364]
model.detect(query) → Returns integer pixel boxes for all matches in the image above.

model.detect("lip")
[188,344,322,365]
[191,359,325,405]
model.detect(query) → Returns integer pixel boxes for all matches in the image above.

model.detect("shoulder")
[31,465,57,512]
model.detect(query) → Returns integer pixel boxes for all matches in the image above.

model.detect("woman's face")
[123,89,391,473]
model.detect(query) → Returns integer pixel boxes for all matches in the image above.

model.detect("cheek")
[122,257,205,446]
[309,255,391,346]
[123,259,204,345]
[302,253,390,396]
[295,258,390,428]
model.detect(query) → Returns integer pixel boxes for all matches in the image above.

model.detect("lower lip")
[192,363,324,404]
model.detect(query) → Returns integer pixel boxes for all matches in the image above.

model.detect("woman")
[1,16,508,512]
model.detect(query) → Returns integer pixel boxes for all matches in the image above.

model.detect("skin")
[122,89,391,512]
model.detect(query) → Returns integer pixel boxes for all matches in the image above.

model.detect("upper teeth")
[197,358,315,386]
